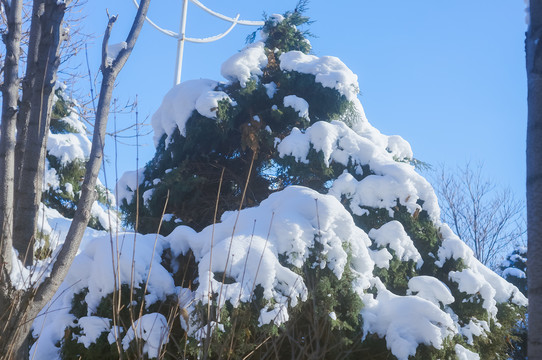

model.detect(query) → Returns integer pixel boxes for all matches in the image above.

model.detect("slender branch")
[101,12,117,70]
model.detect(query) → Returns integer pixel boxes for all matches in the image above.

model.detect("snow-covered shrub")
[33,5,526,360]
[42,86,118,235]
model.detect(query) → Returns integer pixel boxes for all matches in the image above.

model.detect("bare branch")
[432,162,525,269]
[32,0,151,317]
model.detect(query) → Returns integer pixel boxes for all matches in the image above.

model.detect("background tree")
[526,1,542,359]
[500,245,528,359]
[0,0,150,357]
[432,162,525,269]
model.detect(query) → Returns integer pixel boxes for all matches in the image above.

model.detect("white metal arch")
[131,0,265,85]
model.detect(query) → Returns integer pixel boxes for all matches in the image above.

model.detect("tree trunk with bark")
[0,0,23,278]
[527,1,542,358]
[12,0,68,266]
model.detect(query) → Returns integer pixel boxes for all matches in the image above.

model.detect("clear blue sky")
[77,1,527,203]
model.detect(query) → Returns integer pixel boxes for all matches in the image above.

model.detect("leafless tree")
[432,162,525,270]
[526,1,542,358]
[0,0,151,358]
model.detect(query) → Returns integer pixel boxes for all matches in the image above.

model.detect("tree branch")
[31,0,151,315]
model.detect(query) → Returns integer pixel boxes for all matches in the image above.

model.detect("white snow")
[449,268,498,316]
[279,51,359,101]
[43,159,60,191]
[370,248,393,269]
[258,304,289,326]
[460,319,489,345]
[361,279,455,360]
[268,14,285,26]
[47,130,92,165]
[283,95,310,119]
[116,167,145,204]
[90,201,119,231]
[221,41,268,87]
[277,120,439,220]
[437,224,527,313]
[502,267,526,279]
[122,313,169,358]
[106,41,127,66]
[77,316,111,347]
[10,204,107,292]
[455,344,480,360]
[151,79,217,146]
[264,82,277,98]
[407,276,454,307]
[64,182,74,197]
[142,188,154,207]
[195,90,234,119]
[387,135,413,161]
[368,221,422,266]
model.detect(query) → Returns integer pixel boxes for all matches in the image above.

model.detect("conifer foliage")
[42,86,116,233]
[44,5,527,360]
[499,245,527,359]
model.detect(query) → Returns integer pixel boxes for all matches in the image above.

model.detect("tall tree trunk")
[0,0,23,275]
[13,0,68,265]
[14,0,45,220]
[527,1,542,358]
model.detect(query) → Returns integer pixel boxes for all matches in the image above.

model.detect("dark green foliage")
[499,246,528,359]
[61,284,183,360]
[61,329,118,360]
[247,0,312,54]
[70,288,90,318]
[50,88,78,134]
[500,246,527,296]
[34,231,53,260]
[42,156,86,219]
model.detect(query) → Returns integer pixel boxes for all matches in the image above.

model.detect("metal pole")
[132,0,265,86]
[174,0,189,85]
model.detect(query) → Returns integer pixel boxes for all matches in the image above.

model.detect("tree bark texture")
[13,0,68,266]
[0,0,23,277]
[527,1,542,358]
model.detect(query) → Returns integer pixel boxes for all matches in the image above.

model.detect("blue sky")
[78,1,527,202]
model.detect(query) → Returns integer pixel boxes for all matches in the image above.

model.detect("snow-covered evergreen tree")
[499,245,527,359]
[500,245,527,296]
[34,6,526,360]
[36,85,117,259]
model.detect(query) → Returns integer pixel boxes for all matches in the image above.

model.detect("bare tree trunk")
[14,0,43,199]
[0,0,23,277]
[527,1,542,358]
[13,0,69,266]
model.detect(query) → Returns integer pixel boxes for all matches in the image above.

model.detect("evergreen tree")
[37,86,117,258]
[54,5,526,360]
[499,245,527,359]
